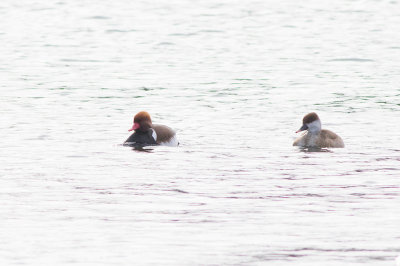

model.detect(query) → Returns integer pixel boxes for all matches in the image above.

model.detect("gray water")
[1,0,400,265]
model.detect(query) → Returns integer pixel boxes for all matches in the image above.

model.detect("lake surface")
[1,0,400,265]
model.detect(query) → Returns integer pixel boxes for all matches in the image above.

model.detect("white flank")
[160,135,179,147]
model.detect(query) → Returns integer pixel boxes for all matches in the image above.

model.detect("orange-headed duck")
[124,111,178,146]
[293,112,344,148]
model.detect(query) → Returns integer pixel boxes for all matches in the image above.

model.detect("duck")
[293,112,344,148]
[124,111,179,146]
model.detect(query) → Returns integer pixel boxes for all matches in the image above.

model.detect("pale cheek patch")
[307,120,321,133]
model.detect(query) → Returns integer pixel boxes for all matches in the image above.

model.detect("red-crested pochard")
[124,111,178,146]
[293,112,344,148]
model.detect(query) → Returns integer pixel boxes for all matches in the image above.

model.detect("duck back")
[152,124,176,144]
[319,129,344,148]
[293,130,344,148]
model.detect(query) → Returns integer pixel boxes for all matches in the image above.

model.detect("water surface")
[1,0,400,265]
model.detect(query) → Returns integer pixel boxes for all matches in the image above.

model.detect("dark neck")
[137,121,152,132]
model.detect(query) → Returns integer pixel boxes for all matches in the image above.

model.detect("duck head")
[128,111,153,132]
[296,112,322,134]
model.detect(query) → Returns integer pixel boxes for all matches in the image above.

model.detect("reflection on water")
[1,0,400,265]
[122,143,156,152]
[297,147,333,153]
[131,146,155,153]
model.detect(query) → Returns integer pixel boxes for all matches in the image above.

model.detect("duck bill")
[128,122,140,131]
[296,124,308,133]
